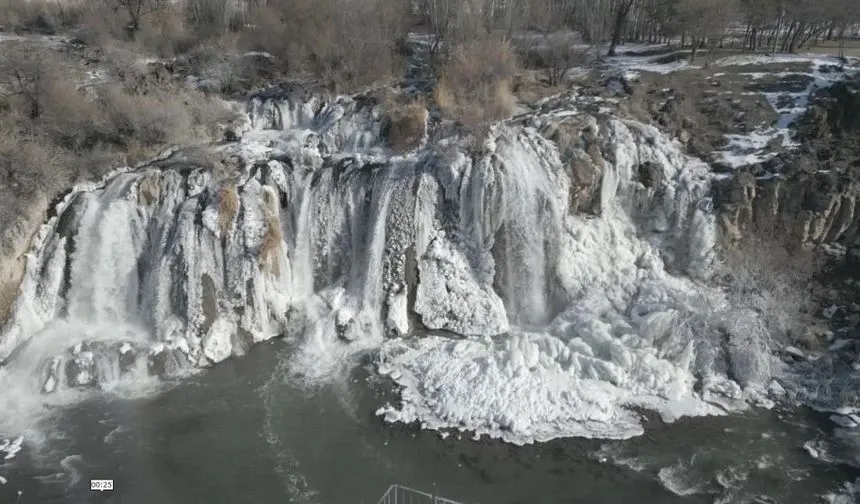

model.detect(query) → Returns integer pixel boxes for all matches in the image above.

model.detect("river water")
[1,338,856,504]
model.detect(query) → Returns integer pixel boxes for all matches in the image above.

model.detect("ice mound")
[376,248,731,442]
[376,109,761,442]
[823,478,860,504]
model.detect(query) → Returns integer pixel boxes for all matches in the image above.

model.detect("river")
[1,338,856,504]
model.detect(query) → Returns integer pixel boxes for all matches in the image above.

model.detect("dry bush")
[383,101,429,152]
[100,86,191,145]
[98,85,232,148]
[185,0,239,39]
[217,184,239,235]
[434,38,518,135]
[0,127,64,197]
[0,280,18,326]
[78,3,129,45]
[721,234,825,347]
[137,172,161,206]
[0,42,62,120]
[40,78,108,150]
[137,6,197,56]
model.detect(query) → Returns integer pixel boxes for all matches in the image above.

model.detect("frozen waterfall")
[0,89,777,442]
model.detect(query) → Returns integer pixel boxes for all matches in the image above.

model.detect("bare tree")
[115,0,167,35]
[525,0,585,85]
[608,0,637,56]
[675,0,737,62]
[0,43,54,120]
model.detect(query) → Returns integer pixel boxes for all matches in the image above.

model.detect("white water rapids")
[0,89,781,451]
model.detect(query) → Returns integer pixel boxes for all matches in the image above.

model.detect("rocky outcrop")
[714,76,860,251]
[540,114,605,215]
[713,156,858,246]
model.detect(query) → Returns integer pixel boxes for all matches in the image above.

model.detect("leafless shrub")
[383,101,429,152]
[0,127,64,196]
[136,6,197,56]
[239,0,408,92]
[721,234,825,347]
[39,77,107,150]
[114,0,168,35]
[78,5,129,45]
[185,0,234,38]
[99,86,190,145]
[0,42,61,120]
[434,38,518,135]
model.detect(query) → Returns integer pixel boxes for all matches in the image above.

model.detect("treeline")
[1,0,858,149]
[412,0,860,57]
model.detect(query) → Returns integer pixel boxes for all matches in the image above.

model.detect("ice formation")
[0,87,777,444]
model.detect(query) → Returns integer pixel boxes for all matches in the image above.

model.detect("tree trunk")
[607,0,633,57]
[788,21,806,53]
[780,21,796,52]
[839,25,847,59]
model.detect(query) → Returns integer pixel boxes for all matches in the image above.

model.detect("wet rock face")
[540,116,604,215]
[714,76,860,250]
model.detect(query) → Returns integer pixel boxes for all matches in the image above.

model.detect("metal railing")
[376,484,466,504]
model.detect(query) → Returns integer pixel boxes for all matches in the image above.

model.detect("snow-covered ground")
[714,57,859,169]
[600,45,859,170]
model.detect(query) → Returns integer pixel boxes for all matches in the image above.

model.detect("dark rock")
[637,161,664,189]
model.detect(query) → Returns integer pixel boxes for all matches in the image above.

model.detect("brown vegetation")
[259,216,283,275]
[384,101,429,152]
[0,41,234,253]
[434,39,518,135]
[239,0,408,92]
[217,184,239,236]
[137,172,162,206]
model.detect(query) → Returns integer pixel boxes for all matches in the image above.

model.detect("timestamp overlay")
[90,479,114,492]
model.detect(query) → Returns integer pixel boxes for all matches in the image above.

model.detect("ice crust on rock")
[377,113,737,441]
[414,236,508,336]
[0,88,777,443]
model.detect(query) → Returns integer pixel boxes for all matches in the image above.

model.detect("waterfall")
[0,89,777,443]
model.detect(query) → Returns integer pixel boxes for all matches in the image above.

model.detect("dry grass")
[434,39,519,136]
[384,101,429,152]
[217,185,239,236]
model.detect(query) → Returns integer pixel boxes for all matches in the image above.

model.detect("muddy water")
[1,339,856,504]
